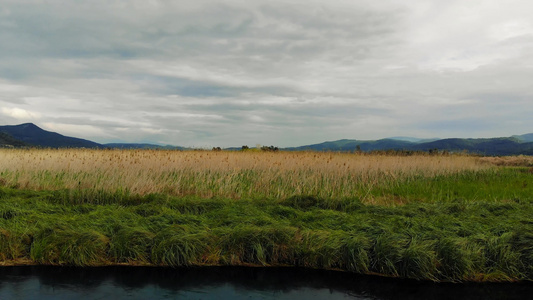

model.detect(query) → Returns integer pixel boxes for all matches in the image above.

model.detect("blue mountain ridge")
[1,123,533,155]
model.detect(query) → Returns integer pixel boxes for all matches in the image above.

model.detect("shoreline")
[1,260,530,284]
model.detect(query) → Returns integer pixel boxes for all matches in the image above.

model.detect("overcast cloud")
[1,0,532,147]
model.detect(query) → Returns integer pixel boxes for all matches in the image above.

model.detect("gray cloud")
[1,0,532,147]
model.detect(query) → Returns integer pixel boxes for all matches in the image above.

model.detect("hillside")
[287,139,416,152]
[0,123,102,148]
[0,131,29,148]
[514,133,533,143]
[410,137,533,155]
[286,136,533,155]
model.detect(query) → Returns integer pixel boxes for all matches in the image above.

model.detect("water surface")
[0,266,531,299]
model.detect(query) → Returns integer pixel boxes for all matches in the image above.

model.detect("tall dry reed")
[0,149,491,203]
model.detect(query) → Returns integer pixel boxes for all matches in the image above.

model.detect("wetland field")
[0,149,532,282]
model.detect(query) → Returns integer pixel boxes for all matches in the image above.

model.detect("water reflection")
[0,266,531,299]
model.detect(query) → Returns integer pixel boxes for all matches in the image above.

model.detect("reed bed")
[1,149,532,282]
[0,149,491,205]
[478,155,533,167]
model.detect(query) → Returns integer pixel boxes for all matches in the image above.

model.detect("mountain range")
[0,123,181,150]
[1,123,532,155]
[286,136,533,155]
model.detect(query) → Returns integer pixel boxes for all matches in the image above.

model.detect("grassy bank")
[1,149,532,282]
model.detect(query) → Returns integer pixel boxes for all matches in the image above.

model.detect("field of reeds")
[1,149,532,282]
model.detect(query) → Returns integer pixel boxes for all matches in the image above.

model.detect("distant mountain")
[105,143,184,150]
[410,137,533,156]
[0,123,102,148]
[513,133,533,143]
[287,139,363,151]
[286,138,415,152]
[1,123,532,155]
[0,123,186,150]
[286,136,533,155]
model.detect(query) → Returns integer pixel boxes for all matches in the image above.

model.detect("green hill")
[0,123,102,148]
[410,137,532,155]
[0,131,29,148]
[287,139,417,151]
[286,136,533,155]
[513,133,533,143]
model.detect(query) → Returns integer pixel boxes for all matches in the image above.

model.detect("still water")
[0,266,531,300]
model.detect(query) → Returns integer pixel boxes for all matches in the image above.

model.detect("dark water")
[0,266,531,300]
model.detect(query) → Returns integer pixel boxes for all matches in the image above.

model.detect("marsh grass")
[108,226,154,263]
[0,187,531,281]
[30,226,109,266]
[0,149,501,205]
[371,234,406,276]
[436,238,474,281]
[510,228,533,277]
[218,225,297,265]
[398,238,438,280]
[341,233,371,273]
[151,225,209,266]
[0,149,532,282]
[0,229,30,260]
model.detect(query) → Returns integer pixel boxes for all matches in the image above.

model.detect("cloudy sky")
[1,0,532,147]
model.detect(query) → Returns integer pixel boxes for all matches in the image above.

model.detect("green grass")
[380,168,533,204]
[0,167,532,282]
